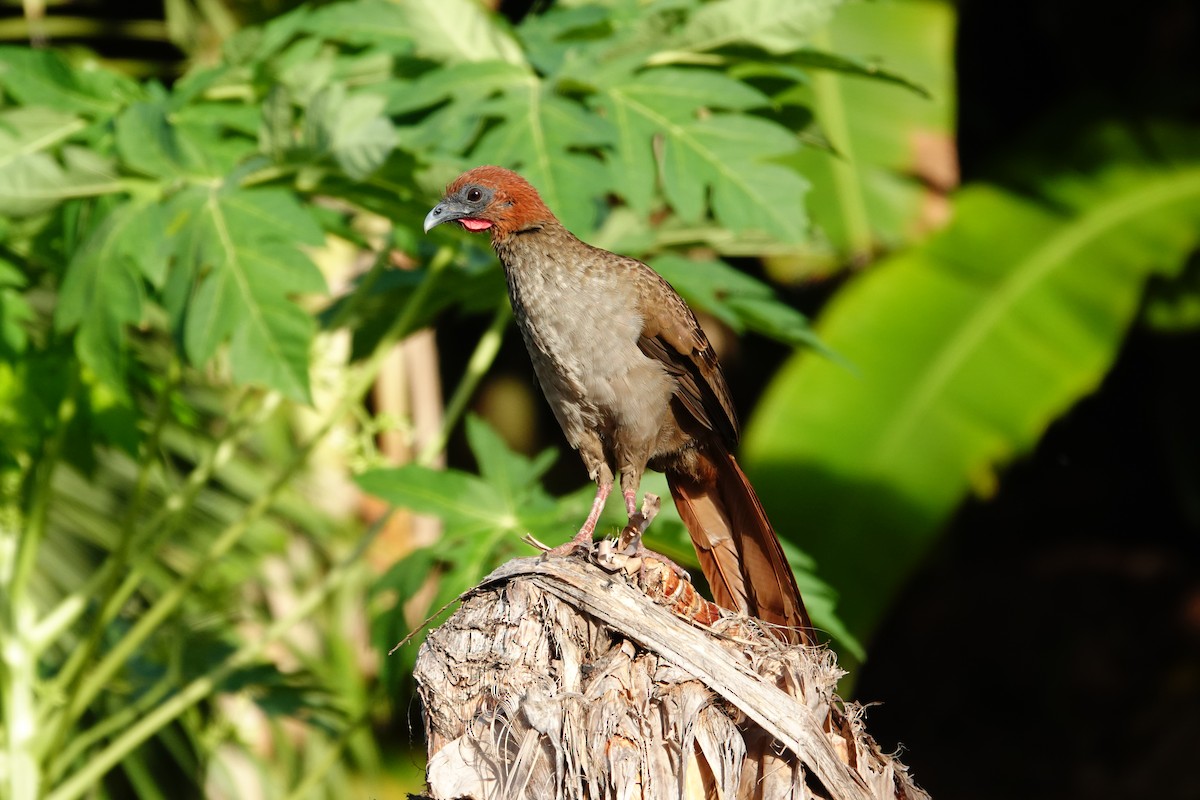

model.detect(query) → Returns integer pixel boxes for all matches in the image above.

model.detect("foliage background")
[0,0,1197,799]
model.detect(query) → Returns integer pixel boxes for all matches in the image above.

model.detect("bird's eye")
[466,188,483,203]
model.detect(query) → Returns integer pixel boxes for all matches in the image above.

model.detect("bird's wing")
[633,260,739,446]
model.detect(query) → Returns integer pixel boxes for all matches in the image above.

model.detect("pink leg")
[580,481,613,539]
[546,480,611,556]
[618,494,689,580]
[622,488,637,517]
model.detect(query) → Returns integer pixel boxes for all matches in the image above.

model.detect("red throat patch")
[458,218,494,232]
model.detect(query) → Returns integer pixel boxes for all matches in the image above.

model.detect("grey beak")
[423,203,449,234]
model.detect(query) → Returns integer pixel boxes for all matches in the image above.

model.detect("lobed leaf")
[0,107,86,162]
[650,254,821,349]
[401,0,525,65]
[304,84,398,179]
[167,187,327,403]
[0,46,142,116]
[472,81,612,233]
[674,0,839,54]
[0,146,124,218]
[54,202,168,393]
[595,69,809,241]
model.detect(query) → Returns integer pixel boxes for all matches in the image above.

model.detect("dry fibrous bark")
[413,549,927,800]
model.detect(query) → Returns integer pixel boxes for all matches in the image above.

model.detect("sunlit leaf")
[398,0,525,65]
[115,102,199,179]
[304,84,397,179]
[650,254,821,349]
[0,46,142,116]
[774,0,956,272]
[594,68,809,242]
[55,202,168,392]
[0,146,123,217]
[674,0,839,54]
[472,81,612,233]
[0,107,86,162]
[167,187,327,403]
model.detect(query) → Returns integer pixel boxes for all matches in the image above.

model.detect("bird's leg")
[618,470,689,581]
[545,461,613,557]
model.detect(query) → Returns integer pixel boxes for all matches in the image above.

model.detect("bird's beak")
[423,200,468,234]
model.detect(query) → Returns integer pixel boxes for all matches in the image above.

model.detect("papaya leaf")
[744,161,1200,640]
[650,254,822,349]
[300,0,413,52]
[303,84,397,179]
[55,201,168,393]
[401,0,525,65]
[361,416,578,684]
[0,107,86,162]
[383,61,530,115]
[0,46,142,116]
[0,146,124,217]
[115,102,205,179]
[787,49,930,98]
[777,0,956,271]
[471,80,612,233]
[592,67,767,214]
[673,0,839,55]
[166,187,327,403]
[0,258,32,359]
[594,69,809,242]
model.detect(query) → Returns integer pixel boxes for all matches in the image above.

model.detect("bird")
[424,165,814,645]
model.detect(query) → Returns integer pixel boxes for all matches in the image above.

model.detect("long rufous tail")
[666,447,814,645]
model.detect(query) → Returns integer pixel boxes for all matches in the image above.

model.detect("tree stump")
[413,547,928,800]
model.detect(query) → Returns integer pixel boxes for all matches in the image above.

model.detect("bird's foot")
[617,493,661,551]
[616,495,690,583]
[532,526,598,559]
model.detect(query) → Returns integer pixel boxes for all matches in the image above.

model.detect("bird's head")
[423,166,555,241]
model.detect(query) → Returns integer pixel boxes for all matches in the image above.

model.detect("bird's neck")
[493,220,588,275]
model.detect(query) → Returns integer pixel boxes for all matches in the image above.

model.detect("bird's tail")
[666,448,814,645]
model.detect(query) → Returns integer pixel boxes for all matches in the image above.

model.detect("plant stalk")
[46,246,454,795]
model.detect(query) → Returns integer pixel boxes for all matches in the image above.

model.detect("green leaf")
[300,0,412,53]
[787,49,930,97]
[650,254,821,349]
[383,60,529,115]
[744,163,1200,640]
[661,115,808,241]
[398,0,524,65]
[673,0,839,54]
[357,465,509,535]
[0,259,32,359]
[777,0,956,270]
[55,202,167,392]
[304,84,397,179]
[472,81,612,233]
[258,85,294,159]
[465,414,557,506]
[0,146,124,217]
[594,69,809,241]
[0,107,87,162]
[167,187,327,403]
[593,68,767,214]
[0,46,142,116]
[115,102,188,179]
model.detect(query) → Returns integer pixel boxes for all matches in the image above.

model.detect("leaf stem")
[46,503,394,800]
[38,389,282,750]
[282,709,373,800]
[46,245,455,797]
[809,26,873,264]
[416,300,511,467]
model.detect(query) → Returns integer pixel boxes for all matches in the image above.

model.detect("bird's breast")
[499,244,672,423]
